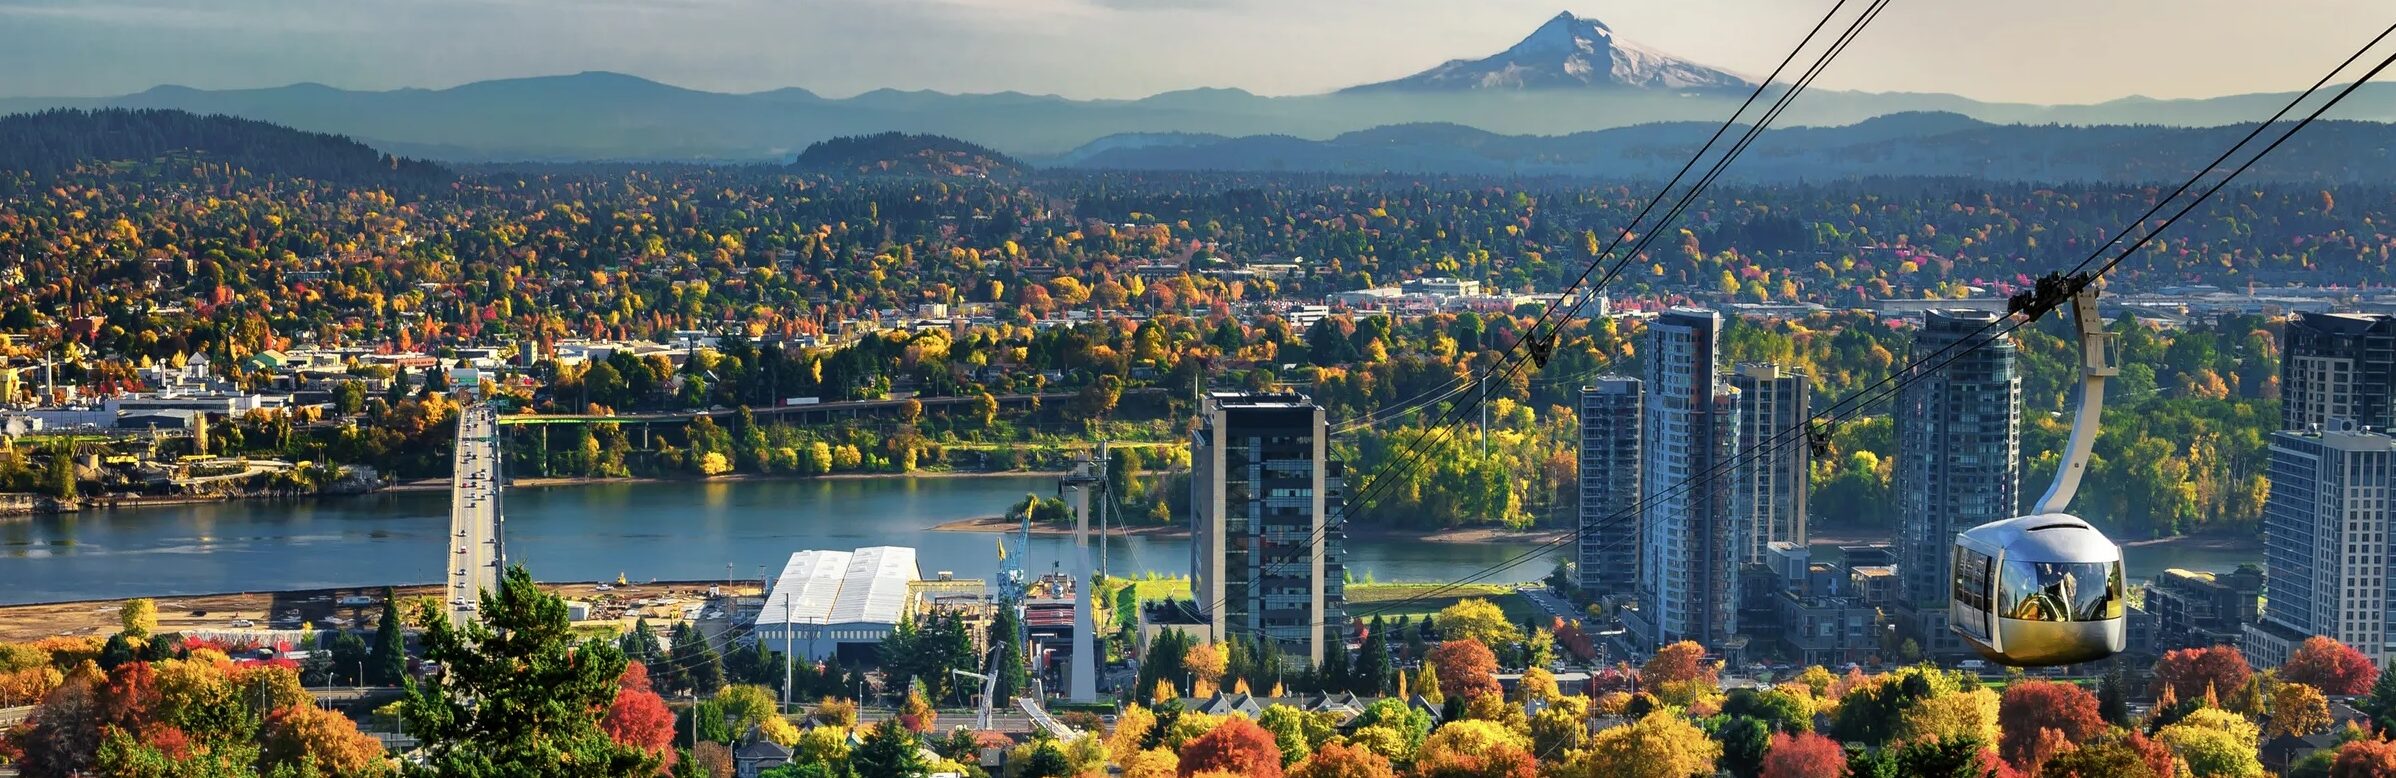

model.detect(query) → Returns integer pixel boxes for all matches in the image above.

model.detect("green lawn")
[1346,583,1534,624]
[1106,578,1533,626]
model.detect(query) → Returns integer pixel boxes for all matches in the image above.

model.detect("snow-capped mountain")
[1344,11,1752,93]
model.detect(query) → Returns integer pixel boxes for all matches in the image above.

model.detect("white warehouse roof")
[756,547,919,628]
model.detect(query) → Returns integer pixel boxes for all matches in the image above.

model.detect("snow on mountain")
[1344,11,1752,93]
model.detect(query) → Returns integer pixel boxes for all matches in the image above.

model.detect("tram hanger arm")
[2033,281,2118,515]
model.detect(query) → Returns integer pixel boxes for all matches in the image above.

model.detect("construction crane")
[949,645,1005,730]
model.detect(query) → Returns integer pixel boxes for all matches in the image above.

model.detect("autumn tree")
[603,662,678,771]
[1998,680,2106,769]
[1415,719,1535,778]
[1177,715,1283,778]
[1184,642,1229,696]
[2287,636,2381,696]
[2040,732,2172,778]
[2334,737,2396,778]
[1288,741,1396,778]
[2156,707,2264,778]
[1758,731,1846,778]
[1427,639,1501,701]
[1433,599,1520,649]
[260,702,390,776]
[2152,645,2253,703]
[118,599,157,640]
[1560,710,1722,778]
[2273,682,2335,739]
[1644,642,1718,687]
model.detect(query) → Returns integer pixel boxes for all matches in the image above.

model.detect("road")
[1517,583,1609,665]
[0,704,28,728]
[446,404,504,625]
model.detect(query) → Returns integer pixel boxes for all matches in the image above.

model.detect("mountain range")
[5,12,2393,163]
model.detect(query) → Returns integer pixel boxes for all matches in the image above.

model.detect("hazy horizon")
[0,0,2387,103]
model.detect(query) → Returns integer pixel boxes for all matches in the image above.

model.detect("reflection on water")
[0,476,1561,604]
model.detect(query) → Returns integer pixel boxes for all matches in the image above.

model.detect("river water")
[0,476,1566,605]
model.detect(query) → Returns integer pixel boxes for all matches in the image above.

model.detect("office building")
[1894,309,2022,657]
[1191,392,1347,666]
[1628,308,1743,651]
[1576,377,1643,598]
[2282,312,2396,433]
[2244,430,2396,667]
[1729,363,1812,564]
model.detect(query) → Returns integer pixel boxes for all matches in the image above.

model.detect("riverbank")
[932,515,1188,537]
[384,468,1073,493]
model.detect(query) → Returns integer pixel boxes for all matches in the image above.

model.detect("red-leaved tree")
[1177,714,1284,778]
[2287,636,2381,696]
[1998,680,2106,770]
[1760,731,1847,778]
[2335,736,2396,778]
[1427,639,1501,701]
[2151,645,2252,702]
[601,662,677,772]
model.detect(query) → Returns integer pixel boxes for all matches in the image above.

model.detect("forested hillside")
[0,108,446,184]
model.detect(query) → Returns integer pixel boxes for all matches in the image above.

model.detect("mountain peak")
[1343,11,1748,94]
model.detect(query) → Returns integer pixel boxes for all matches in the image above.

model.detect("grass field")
[1107,577,1532,626]
[1344,583,1533,624]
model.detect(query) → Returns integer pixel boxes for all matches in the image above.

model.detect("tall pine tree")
[401,565,656,776]
[370,587,408,685]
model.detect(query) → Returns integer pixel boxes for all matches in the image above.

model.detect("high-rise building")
[1730,363,1812,564]
[1576,376,1643,599]
[1894,309,2022,657]
[2282,312,2396,433]
[1190,391,1346,666]
[2243,429,2396,667]
[1628,308,1743,651]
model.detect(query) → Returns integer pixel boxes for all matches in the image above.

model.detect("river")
[0,476,1565,605]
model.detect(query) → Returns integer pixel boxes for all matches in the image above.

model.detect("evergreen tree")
[2362,659,2396,734]
[670,623,726,697]
[2100,664,2132,726]
[370,587,408,685]
[98,634,137,671]
[331,630,370,685]
[852,719,931,778]
[1315,633,1352,695]
[1356,617,1393,696]
[401,565,657,776]
[990,606,1030,702]
[621,618,661,665]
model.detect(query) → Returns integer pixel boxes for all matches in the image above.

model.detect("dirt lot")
[0,580,764,643]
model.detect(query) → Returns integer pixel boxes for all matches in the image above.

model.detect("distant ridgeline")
[0,108,448,184]
[791,132,1027,179]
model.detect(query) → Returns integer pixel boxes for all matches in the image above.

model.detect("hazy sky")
[0,0,2385,102]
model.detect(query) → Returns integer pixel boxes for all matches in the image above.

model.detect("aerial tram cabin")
[1950,274,2127,666]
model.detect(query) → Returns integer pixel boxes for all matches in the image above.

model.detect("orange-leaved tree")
[1427,639,1501,701]
[1178,714,1283,778]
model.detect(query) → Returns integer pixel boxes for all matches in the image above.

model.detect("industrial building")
[753,546,921,662]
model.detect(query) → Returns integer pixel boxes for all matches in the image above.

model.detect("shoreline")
[0,579,746,642]
[380,469,1070,493]
[927,515,1570,545]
